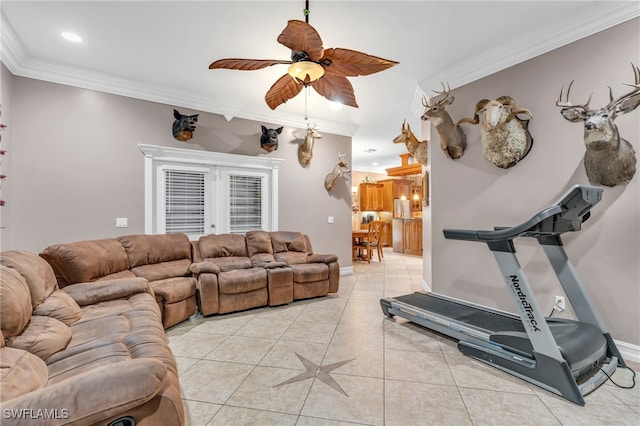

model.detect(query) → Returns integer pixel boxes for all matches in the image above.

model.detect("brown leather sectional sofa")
[0,250,185,425]
[0,231,339,425]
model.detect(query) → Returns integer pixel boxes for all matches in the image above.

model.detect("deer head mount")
[172,109,198,142]
[324,153,351,192]
[556,62,639,187]
[421,82,467,159]
[260,125,283,152]
[458,96,533,168]
[299,124,322,166]
[392,121,428,166]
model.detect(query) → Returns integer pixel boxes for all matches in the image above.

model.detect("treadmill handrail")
[442,185,602,243]
[443,205,562,242]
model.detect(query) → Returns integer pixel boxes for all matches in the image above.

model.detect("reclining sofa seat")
[268,231,340,299]
[0,250,185,425]
[191,233,269,315]
[39,234,197,329]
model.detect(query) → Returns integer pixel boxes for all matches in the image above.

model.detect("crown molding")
[418,1,640,92]
[3,4,638,138]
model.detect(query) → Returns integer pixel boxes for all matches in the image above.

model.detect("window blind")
[229,175,262,233]
[164,170,205,235]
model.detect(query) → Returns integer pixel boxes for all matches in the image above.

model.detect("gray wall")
[428,19,639,345]
[0,70,353,268]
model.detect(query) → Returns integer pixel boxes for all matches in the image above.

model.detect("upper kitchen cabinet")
[359,183,384,211]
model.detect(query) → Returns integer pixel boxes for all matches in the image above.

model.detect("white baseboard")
[615,340,640,364]
[340,266,353,276]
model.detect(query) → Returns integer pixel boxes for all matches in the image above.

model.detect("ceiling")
[2,1,638,173]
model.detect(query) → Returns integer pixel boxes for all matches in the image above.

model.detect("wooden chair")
[354,220,383,263]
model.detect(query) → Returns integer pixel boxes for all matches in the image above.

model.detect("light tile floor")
[167,249,639,425]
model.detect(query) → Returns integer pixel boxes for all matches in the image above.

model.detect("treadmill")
[380,185,626,405]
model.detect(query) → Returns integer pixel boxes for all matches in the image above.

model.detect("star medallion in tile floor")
[167,249,640,425]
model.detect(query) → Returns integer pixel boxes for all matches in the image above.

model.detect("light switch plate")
[328,216,334,224]
[116,217,128,228]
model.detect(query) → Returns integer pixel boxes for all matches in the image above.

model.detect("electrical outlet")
[555,295,566,311]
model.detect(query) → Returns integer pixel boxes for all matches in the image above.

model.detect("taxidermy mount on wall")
[172,109,198,142]
[299,124,322,166]
[260,126,283,152]
[324,153,350,192]
[458,96,533,168]
[421,82,467,159]
[555,62,639,187]
[393,121,428,166]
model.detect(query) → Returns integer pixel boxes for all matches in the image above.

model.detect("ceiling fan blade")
[265,74,303,110]
[209,58,291,70]
[277,20,324,62]
[311,74,358,108]
[321,48,398,76]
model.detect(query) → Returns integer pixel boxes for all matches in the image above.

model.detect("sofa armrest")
[0,358,167,425]
[62,277,151,306]
[190,261,221,275]
[307,253,338,264]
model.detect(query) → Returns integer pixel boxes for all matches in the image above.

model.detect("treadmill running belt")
[394,292,526,333]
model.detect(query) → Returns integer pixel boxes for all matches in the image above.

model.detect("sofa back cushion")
[0,265,32,338]
[1,250,57,308]
[246,230,276,264]
[33,290,82,326]
[117,234,192,267]
[40,239,131,286]
[199,234,248,259]
[118,234,192,281]
[270,231,311,264]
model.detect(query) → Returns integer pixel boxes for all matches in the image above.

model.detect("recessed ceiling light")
[61,32,82,43]
[364,148,377,153]
[372,162,379,166]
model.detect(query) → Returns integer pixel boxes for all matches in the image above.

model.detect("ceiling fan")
[208,3,398,110]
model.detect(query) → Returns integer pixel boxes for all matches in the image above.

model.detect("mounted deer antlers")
[421,82,467,159]
[556,62,639,186]
[324,153,350,192]
[392,121,428,166]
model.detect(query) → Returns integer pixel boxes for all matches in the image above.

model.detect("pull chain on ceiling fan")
[208,0,399,111]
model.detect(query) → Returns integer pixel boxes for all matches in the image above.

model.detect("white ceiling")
[2,1,638,173]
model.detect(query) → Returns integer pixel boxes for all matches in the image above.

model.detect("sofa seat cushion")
[290,263,329,283]
[0,265,32,338]
[206,257,252,272]
[274,252,309,265]
[131,259,192,282]
[40,239,130,286]
[33,289,82,326]
[6,316,72,361]
[47,300,176,385]
[151,278,196,304]
[0,347,49,400]
[218,268,267,295]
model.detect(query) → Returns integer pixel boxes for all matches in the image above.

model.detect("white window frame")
[138,144,284,237]
[157,164,213,238]
[221,168,270,234]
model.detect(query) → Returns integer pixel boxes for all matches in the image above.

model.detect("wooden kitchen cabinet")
[359,183,384,211]
[410,185,422,212]
[392,180,412,200]
[393,219,423,255]
[403,219,423,255]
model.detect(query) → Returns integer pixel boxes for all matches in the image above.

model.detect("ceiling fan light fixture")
[288,61,324,84]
